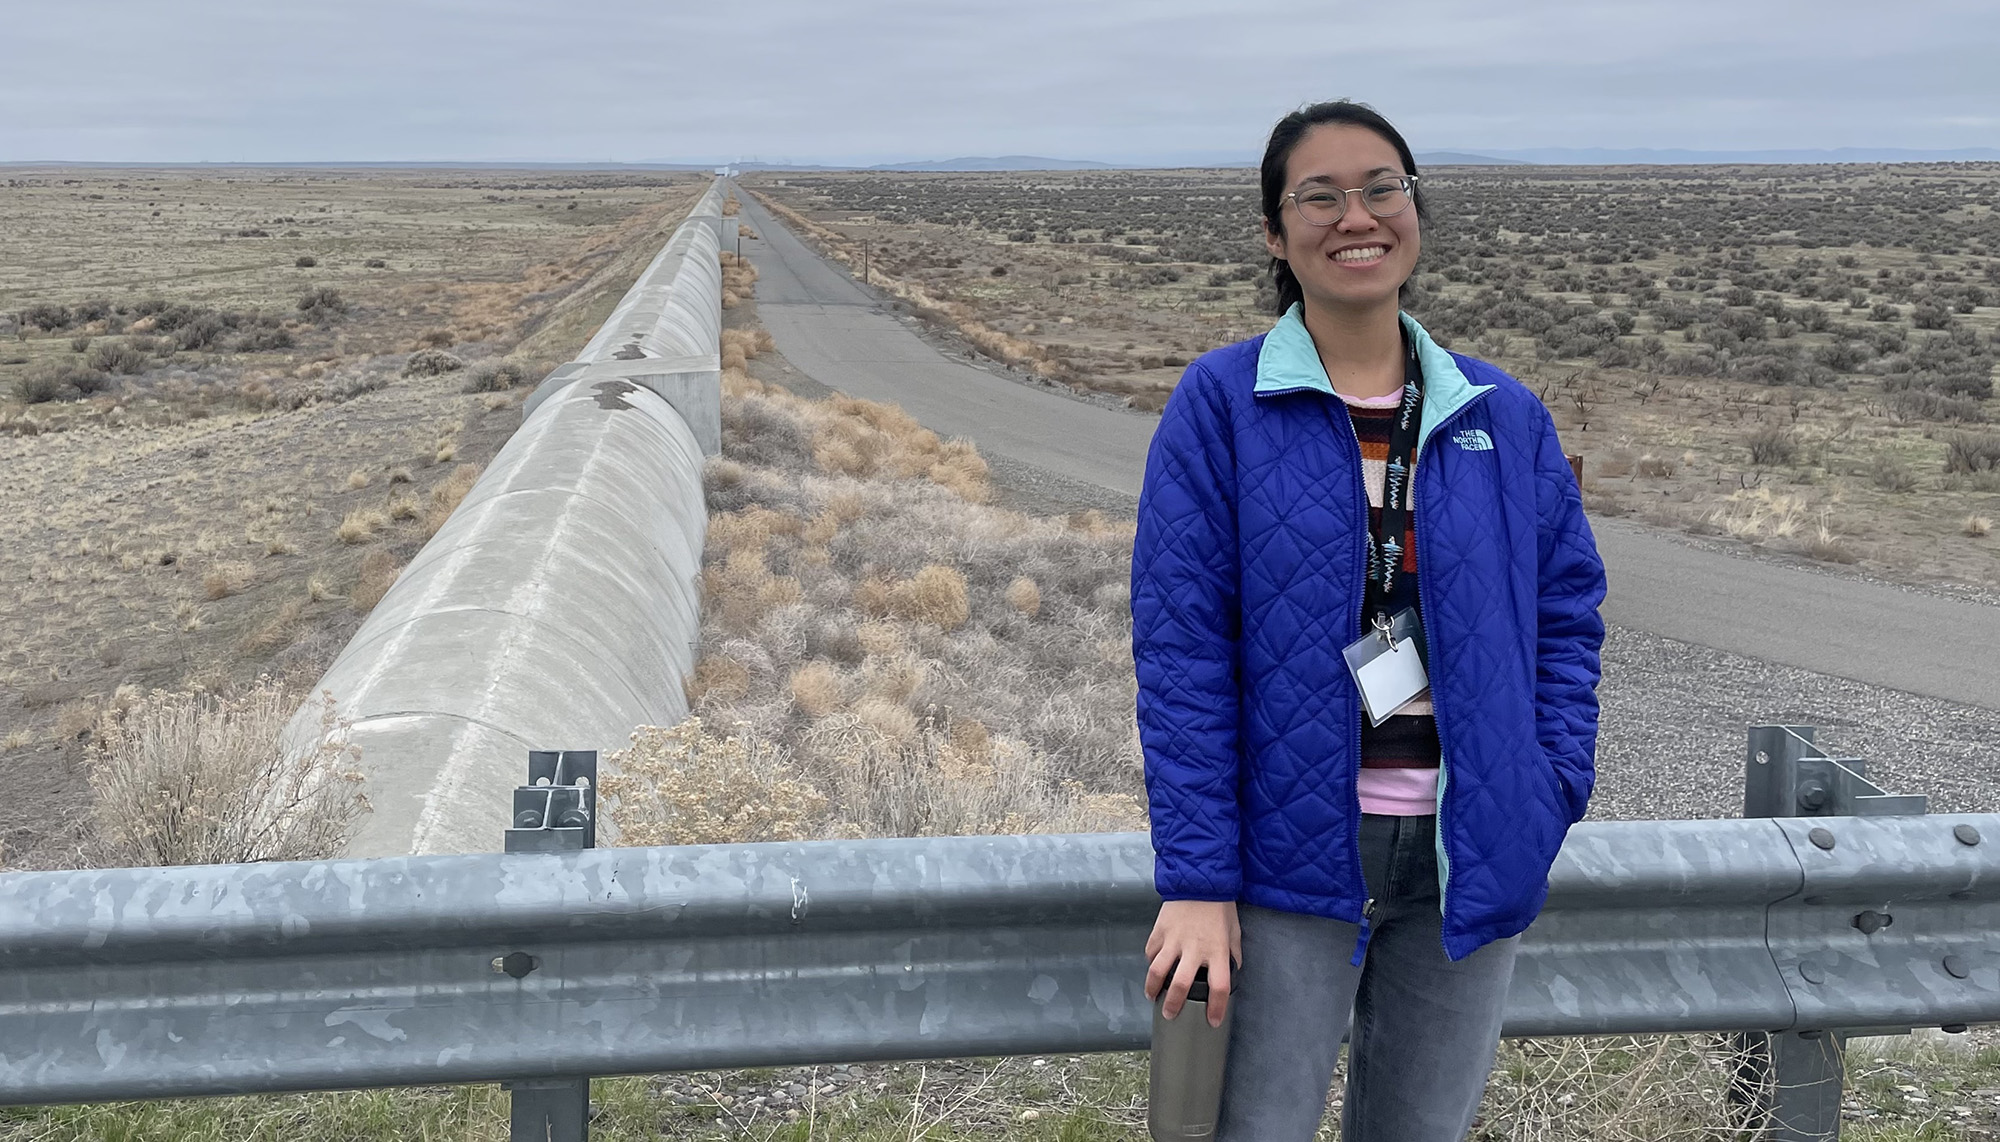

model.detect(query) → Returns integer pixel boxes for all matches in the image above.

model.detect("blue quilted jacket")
[1133,306,1607,963]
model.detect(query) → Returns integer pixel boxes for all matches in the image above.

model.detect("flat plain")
[747,165,2000,591]
[4,165,2000,1141]
[0,167,703,868]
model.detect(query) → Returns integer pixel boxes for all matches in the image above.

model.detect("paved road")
[737,194,2000,712]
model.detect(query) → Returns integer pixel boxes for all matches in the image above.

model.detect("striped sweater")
[1342,388,1441,817]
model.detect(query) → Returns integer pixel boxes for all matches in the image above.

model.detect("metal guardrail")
[1,807,1994,1136]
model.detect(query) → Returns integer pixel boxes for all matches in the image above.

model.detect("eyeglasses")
[1283,174,1420,226]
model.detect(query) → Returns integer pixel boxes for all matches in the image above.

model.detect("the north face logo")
[1453,428,1494,451]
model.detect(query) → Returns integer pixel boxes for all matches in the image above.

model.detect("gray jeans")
[1216,813,1519,1142]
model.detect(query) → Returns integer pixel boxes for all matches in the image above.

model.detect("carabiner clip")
[1372,611,1397,651]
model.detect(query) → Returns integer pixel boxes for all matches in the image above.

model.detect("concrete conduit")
[293,180,726,858]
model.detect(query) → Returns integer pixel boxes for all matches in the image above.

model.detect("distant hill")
[1474,146,2000,165]
[1415,151,1526,166]
[868,156,1115,172]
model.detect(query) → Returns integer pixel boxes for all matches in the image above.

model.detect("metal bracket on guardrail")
[1733,726,1931,1142]
[502,749,597,1142]
[1744,724,1928,819]
[505,750,597,853]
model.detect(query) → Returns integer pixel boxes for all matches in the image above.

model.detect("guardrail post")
[1729,1029,1845,1142]
[502,750,597,1142]
[1735,726,1930,1141]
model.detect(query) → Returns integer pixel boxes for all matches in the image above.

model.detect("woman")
[1132,100,1607,1141]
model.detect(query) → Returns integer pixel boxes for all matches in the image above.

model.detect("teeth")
[1334,246,1388,263]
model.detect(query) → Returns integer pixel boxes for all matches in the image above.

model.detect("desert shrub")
[603,719,827,845]
[295,255,317,268]
[1945,431,2000,473]
[363,257,387,268]
[1869,455,1918,492]
[87,338,151,375]
[402,348,464,377]
[15,360,106,402]
[669,379,1146,836]
[86,681,367,866]
[296,286,347,321]
[1746,425,1798,467]
[1912,301,1954,330]
[461,360,526,392]
[1652,300,1699,330]
[1886,389,1985,423]
[1810,340,1871,371]
[172,312,229,351]
[12,367,63,404]
[21,303,76,331]
[232,324,294,352]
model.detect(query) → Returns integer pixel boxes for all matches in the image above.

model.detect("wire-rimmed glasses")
[1283,174,1420,226]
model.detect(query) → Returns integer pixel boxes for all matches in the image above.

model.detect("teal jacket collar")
[1254,304,1493,454]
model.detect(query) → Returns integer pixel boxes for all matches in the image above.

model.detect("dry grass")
[889,564,971,630]
[1005,576,1041,617]
[720,250,759,309]
[1805,509,1858,563]
[1702,487,1808,541]
[86,678,367,866]
[0,178,696,866]
[349,549,403,614]
[422,463,483,537]
[609,369,1144,846]
[238,598,307,657]
[201,560,254,600]
[336,507,388,545]
[1967,515,1994,538]
[721,326,775,371]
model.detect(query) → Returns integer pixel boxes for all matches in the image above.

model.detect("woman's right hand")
[1144,899,1241,1026]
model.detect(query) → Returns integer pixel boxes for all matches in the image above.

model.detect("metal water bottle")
[1149,966,1232,1140]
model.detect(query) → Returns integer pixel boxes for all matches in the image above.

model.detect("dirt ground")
[746,166,2000,593]
[0,168,703,869]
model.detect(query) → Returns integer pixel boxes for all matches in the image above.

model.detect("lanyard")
[1364,332,1425,624]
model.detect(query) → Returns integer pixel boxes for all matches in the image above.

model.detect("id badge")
[1340,608,1430,726]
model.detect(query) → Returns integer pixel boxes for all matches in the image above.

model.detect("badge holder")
[1341,608,1430,727]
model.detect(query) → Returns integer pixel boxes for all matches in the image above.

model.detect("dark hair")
[1260,100,1428,315]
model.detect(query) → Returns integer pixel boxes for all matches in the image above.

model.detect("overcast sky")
[3,0,1995,164]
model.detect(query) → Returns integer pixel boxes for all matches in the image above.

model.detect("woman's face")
[1264,123,1421,313]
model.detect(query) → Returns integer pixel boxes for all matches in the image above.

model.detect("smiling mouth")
[1331,245,1390,264]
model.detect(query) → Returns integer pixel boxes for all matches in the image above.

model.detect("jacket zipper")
[1410,390,1492,960]
[1325,398,1375,968]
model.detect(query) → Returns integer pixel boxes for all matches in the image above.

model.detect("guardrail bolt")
[1798,960,1826,985]
[1954,824,1981,846]
[1943,955,1971,980]
[1852,910,1892,935]
[1809,827,1836,851]
[494,952,540,979]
